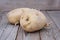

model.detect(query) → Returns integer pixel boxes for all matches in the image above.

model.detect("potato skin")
[7,8,32,25]
[7,8,23,25]
[20,8,47,32]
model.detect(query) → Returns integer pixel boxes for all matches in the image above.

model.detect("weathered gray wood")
[0,12,3,22]
[16,26,40,40]
[0,12,18,40]
[0,14,8,38]
[47,11,60,40]
[0,12,5,38]
[16,11,60,40]
[0,0,60,11]
[22,31,40,40]
[6,25,18,40]
[0,25,18,40]
[39,11,58,40]
[16,27,23,40]
[0,29,3,37]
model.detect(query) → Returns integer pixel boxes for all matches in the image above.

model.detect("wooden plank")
[16,27,23,40]
[47,11,60,40]
[0,25,18,40]
[22,31,40,40]
[0,0,60,11]
[0,11,9,36]
[0,14,8,38]
[6,25,18,40]
[0,29,3,37]
[16,26,40,40]
[0,12,18,40]
[16,11,60,40]
[39,11,58,40]
[0,12,3,22]
[0,12,5,37]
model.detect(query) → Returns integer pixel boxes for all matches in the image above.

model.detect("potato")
[20,8,47,32]
[7,8,23,25]
[7,8,34,25]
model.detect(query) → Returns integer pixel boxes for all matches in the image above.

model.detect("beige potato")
[7,8,23,25]
[20,8,47,32]
[7,8,34,25]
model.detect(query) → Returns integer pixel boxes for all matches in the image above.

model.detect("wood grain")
[1,11,60,40]
[0,12,18,40]
[16,27,23,40]
[0,0,60,11]
[16,11,60,40]
[47,11,60,40]
[39,11,55,40]
[22,31,40,40]
[16,26,40,40]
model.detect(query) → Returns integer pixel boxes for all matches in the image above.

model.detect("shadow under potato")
[8,22,20,26]
[8,21,48,33]
[23,27,47,33]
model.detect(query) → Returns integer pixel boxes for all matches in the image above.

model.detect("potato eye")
[26,17,29,21]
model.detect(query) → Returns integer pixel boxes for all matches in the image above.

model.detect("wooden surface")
[0,11,19,40]
[0,0,60,40]
[0,0,60,11]
[0,11,60,40]
[16,11,60,40]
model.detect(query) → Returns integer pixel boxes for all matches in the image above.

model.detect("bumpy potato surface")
[20,8,47,32]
